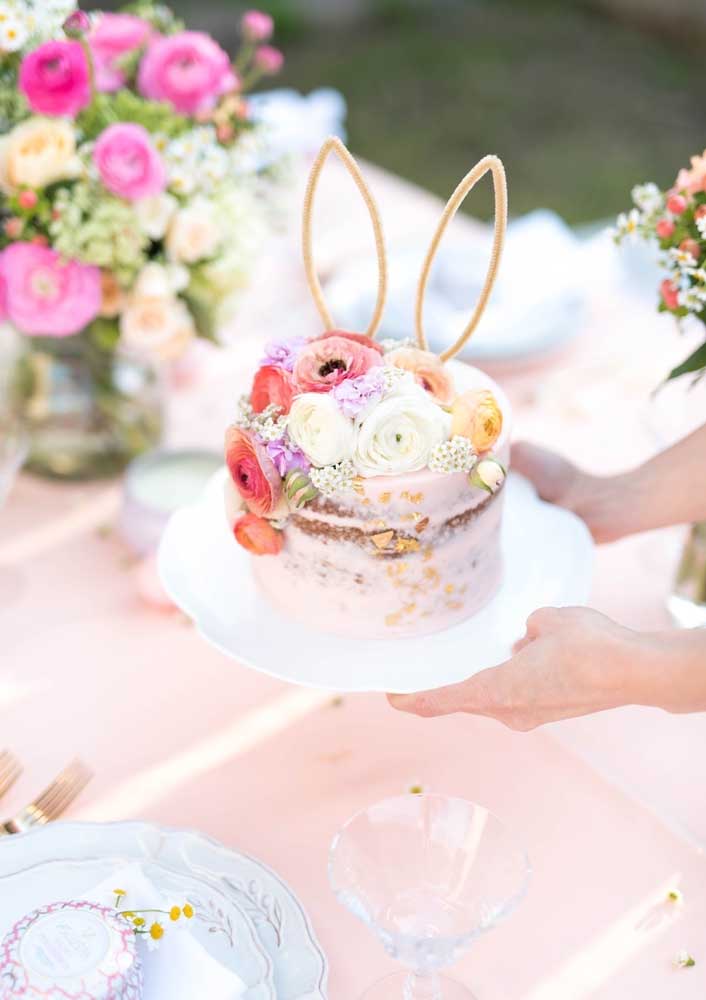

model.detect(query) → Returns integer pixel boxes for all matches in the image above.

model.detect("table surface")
[2,158,706,999]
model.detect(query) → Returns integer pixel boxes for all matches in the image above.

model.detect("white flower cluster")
[631,182,664,216]
[612,208,642,243]
[233,398,288,441]
[0,0,76,52]
[428,435,476,474]
[379,337,416,354]
[309,460,356,498]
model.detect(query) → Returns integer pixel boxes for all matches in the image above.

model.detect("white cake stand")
[158,472,593,694]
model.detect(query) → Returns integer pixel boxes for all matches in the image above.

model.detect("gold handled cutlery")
[0,750,22,801]
[0,759,92,836]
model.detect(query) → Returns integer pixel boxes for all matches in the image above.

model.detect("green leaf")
[666,340,706,381]
[77,91,190,142]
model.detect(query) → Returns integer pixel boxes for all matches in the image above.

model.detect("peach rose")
[251,364,295,415]
[451,389,503,452]
[234,513,283,555]
[386,347,455,404]
[225,426,283,518]
[673,151,706,195]
[0,117,81,193]
[293,334,382,393]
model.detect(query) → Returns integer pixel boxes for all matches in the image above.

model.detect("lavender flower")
[260,336,307,372]
[266,437,310,477]
[332,367,386,418]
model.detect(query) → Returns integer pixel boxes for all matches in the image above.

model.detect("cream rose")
[120,293,196,361]
[0,117,81,193]
[354,383,448,477]
[288,393,355,468]
[133,261,190,299]
[136,192,178,240]
[166,198,222,263]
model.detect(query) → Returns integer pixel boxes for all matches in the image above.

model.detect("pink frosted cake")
[223,139,510,639]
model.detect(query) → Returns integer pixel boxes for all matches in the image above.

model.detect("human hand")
[387,607,642,730]
[511,442,640,544]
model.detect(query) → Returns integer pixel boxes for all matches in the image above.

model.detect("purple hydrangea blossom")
[331,367,387,418]
[260,335,308,372]
[266,437,311,477]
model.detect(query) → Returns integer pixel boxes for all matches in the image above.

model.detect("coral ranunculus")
[386,347,455,404]
[0,242,101,337]
[660,279,680,311]
[234,513,283,555]
[19,41,91,118]
[294,334,382,393]
[94,123,166,201]
[225,426,283,518]
[90,13,152,93]
[251,364,295,414]
[451,389,503,453]
[138,31,238,114]
[317,329,384,354]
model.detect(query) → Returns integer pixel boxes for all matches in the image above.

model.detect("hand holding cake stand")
[159,138,593,693]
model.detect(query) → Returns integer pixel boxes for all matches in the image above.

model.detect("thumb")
[387,678,472,718]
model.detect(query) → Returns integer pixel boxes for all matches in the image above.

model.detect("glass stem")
[403,970,443,1000]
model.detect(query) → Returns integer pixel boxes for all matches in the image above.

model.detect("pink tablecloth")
[2,161,706,998]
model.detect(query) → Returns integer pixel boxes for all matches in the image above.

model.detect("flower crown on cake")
[226,138,508,555]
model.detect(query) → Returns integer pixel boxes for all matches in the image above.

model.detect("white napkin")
[84,863,246,1000]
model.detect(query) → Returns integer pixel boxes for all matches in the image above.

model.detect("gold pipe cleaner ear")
[415,155,508,362]
[302,136,388,339]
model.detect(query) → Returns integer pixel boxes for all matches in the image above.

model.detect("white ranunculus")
[288,393,355,468]
[354,383,448,477]
[136,192,178,240]
[166,197,222,264]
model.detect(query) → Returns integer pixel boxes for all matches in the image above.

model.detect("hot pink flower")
[19,40,91,118]
[225,426,283,518]
[293,334,383,393]
[0,243,101,337]
[241,10,274,41]
[90,13,152,93]
[254,45,284,75]
[660,279,680,311]
[94,123,166,201]
[138,31,238,114]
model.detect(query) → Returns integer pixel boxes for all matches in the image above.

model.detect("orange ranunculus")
[386,347,455,404]
[251,364,295,414]
[225,426,283,518]
[234,513,284,555]
[451,389,503,452]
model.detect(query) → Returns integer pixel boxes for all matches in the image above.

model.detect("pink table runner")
[2,160,706,998]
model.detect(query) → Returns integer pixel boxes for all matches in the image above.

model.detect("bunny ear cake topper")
[415,154,508,362]
[302,136,388,339]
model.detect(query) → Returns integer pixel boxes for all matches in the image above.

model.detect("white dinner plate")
[158,472,594,694]
[0,822,328,1000]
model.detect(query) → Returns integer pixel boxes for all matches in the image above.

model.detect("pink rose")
[293,334,383,393]
[19,41,91,118]
[254,45,284,75]
[241,10,274,41]
[660,279,680,311]
[225,426,283,519]
[138,31,238,114]
[94,123,166,201]
[90,13,152,93]
[0,243,101,337]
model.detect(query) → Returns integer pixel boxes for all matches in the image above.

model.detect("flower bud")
[469,457,506,494]
[655,217,675,239]
[63,10,91,38]
[667,193,688,215]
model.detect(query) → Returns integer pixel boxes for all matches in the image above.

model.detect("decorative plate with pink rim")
[158,471,594,694]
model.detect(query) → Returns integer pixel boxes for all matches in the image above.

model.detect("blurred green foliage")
[99,0,706,223]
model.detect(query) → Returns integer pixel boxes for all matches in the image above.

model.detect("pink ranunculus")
[90,13,152,93]
[225,426,283,519]
[94,123,166,201]
[254,45,284,75]
[241,10,274,41]
[293,333,383,393]
[0,243,101,337]
[660,279,680,311]
[19,40,91,118]
[138,31,238,114]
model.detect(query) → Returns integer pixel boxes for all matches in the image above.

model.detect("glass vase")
[668,522,706,628]
[9,333,164,481]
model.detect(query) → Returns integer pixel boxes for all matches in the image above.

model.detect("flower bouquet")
[0,1,284,479]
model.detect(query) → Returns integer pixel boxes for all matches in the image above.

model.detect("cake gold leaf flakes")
[395,537,420,553]
[400,491,424,504]
[378,491,392,504]
[371,530,395,549]
[444,583,455,594]
[352,477,366,497]
[385,611,403,627]
[422,547,434,561]
[415,517,430,533]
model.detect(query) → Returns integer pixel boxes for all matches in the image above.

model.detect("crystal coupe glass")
[329,794,531,999]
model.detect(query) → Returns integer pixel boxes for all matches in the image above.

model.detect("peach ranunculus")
[233,513,284,555]
[673,150,706,196]
[451,389,503,453]
[251,364,295,415]
[119,292,196,360]
[0,117,81,193]
[225,426,283,518]
[293,334,382,393]
[386,347,455,404]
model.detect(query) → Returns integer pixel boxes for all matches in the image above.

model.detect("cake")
[223,139,510,639]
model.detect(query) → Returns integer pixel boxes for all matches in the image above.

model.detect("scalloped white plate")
[158,472,593,694]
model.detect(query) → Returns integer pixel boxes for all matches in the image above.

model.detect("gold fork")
[0,750,22,801]
[0,759,92,836]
